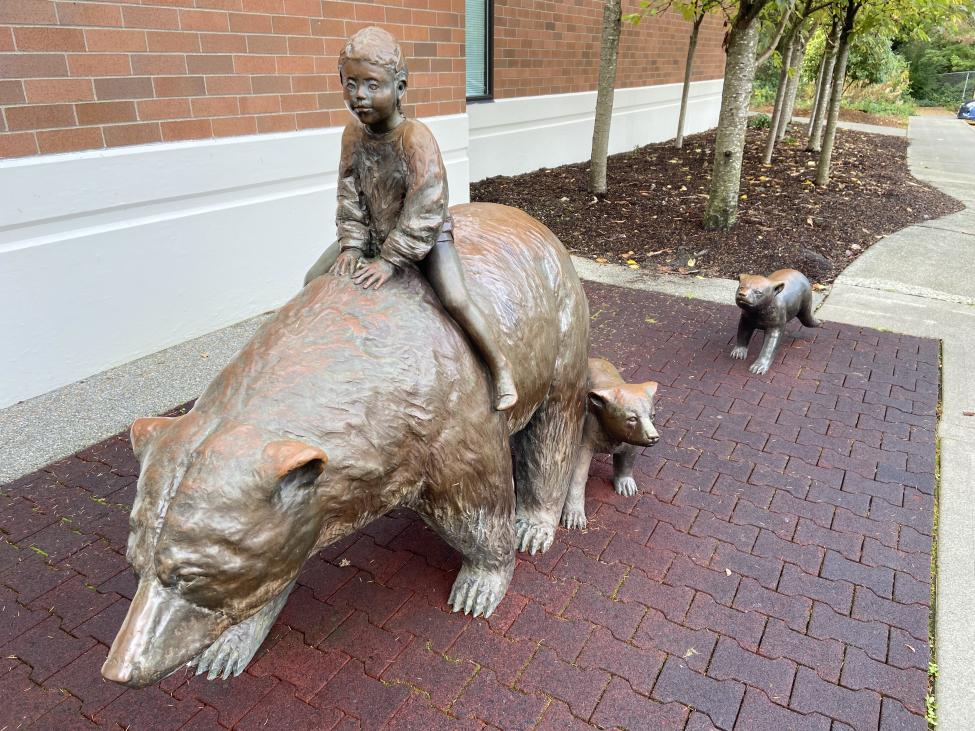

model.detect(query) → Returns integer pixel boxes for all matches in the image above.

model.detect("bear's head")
[102,414,330,688]
[588,381,660,447]
[736,274,785,311]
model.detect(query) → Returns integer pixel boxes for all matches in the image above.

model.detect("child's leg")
[423,239,518,411]
[303,242,340,286]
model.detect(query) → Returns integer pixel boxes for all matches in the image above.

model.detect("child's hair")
[338,27,408,87]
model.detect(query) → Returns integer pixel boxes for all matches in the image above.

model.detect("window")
[466,0,492,99]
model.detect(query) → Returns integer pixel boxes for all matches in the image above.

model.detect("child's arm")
[333,125,370,275]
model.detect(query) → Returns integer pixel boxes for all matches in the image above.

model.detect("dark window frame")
[465,0,494,102]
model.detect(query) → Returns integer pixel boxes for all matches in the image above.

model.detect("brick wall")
[0,0,465,159]
[493,0,726,98]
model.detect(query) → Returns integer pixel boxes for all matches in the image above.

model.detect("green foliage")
[902,33,975,104]
[848,32,911,85]
[748,113,772,128]
[845,96,917,117]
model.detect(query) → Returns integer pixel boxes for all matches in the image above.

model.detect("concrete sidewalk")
[817,115,975,731]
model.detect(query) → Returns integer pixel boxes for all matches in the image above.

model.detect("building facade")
[0,0,725,407]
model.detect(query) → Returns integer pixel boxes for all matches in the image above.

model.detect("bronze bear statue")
[101,202,589,688]
[561,357,660,529]
[732,269,820,375]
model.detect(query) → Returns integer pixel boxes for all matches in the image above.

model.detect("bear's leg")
[731,315,755,360]
[513,386,586,554]
[750,327,783,375]
[612,445,639,497]
[797,291,821,328]
[561,442,594,530]
[188,580,295,680]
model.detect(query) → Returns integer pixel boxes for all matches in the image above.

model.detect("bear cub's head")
[736,274,785,311]
[588,381,660,447]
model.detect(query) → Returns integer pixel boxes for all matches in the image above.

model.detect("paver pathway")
[2,281,936,730]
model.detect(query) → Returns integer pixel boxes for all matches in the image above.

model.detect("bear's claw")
[749,360,771,375]
[730,346,748,360]
[448,566,508,618]
[560,507,587,530]
[515,518,554,555]
[613,476,639,497]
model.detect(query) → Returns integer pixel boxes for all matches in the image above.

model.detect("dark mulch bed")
[470,124,963,284]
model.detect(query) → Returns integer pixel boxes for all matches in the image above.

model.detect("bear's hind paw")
[560,507,588,530]
[613,476,639,497]
[448,566,509,618]
[515,517,555,555]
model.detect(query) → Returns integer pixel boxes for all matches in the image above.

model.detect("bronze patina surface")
[101,203,589,688]
[732,268,821,375]
[562,357,660,529]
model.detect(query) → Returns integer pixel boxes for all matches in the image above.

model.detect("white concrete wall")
[467,78,723,180]
[0,114,470,409]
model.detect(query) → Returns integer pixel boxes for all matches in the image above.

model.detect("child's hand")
[352,258,396,289]
[331,248,363,276]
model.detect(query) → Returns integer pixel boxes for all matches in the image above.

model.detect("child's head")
[338,27,408,91]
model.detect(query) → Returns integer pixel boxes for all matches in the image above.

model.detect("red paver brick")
[249,627,349,701]
[387,693,486,730]
[30,696,100,729]
[733,578,811,632]
[808,602,888,662]
[72,595,129,645]
[29,574,120,631]
[687,709,721,730]
[327,570,413,625]
[690,511,758,552]
[278,585,352,646]
[312,659,410,727]
[733,687,830,731]
[534,699,593,731]
[386,553,457,606]
[237,680,343,730]
[506,601,592,663]
[839,647,926,715]
[45,644,126,715]
[753,530,823,574]
[793,519,862,561]
[790,666,881,731]
[707,636,796,705]
[601,532,674,580]
[384,594,470,652]
[618,569,694,622]
[510,561,578,614]
[296,555,356,602]
[562,583,645,642]
[591,502,656,544]
[0,497,58,542]
[382,637,477,709]
[852,587,928,641]
[174,668,278,728]
[551,545,627,596]
[99,684,204,731]
[685,592,766,651]
[759,619,845,683]
[0,663,65,729]
[1,549,76,602]
[777,564,853,614]
[652,656,744,730]
[451,667,547,729]
[2,614,95,683]
[178,706,224,731]
[636,498,699,535]
[446,619,535,686]
[592,676,689,731]
[832,508,899,548]
[879,697,926,731]
[862,538,929,583]
[711,542,783,590]
[823,551,897,600]
[57,539,128,585]
[886,627,928,671]
[634,608,717,673]
[576,626,665,696]
[0,584,49,645]
[335,535,413,582]
[320,609,411,677]
[665,554,740,605]
[518,644,611,718]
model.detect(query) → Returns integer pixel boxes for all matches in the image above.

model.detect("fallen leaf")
[963,411,975,417]
[339,558,351,567]
[725,568,732,576]
[687,258,696,267]
[684,648,699,658]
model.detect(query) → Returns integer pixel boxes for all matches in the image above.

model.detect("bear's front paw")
[188,623,253,681]
[748,360,771,375]
[560,506,588,530]
[514,517,555,555]
[448,565,510,618]
[730,346,748,360]
[613,476,639,497]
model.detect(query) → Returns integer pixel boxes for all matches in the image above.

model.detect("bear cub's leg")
[730,316,755,360]
[188,580,295,680]
[797,292,821,328]
[612,446,639,497]
[750,327,783,375]
[561,443,594,530]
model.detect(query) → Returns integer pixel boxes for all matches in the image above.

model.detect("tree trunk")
[806,44,828,136]
[589,0,623,195]
[815,4,855,186]
[675,15,703,149]
[807,19,840,152]
[756,1,795,68]
[776,31,807,142]
[762,34,795,165]
[703,17,760,230]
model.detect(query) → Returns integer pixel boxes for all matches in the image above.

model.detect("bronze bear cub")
[561,357,660,530]
[732,269,820,375]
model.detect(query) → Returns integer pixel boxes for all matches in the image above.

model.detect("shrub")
[748,113,772,129]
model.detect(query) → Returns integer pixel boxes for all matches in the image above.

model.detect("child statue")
[304,27,517,411]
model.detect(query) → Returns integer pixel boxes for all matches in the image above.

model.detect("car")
[958,99,975,123]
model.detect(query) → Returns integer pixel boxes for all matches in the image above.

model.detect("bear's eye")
[626,415,638,425]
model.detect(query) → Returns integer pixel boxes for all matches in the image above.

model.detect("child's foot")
[494,368,518,411]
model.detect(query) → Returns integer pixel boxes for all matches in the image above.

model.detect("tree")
[807,14,841,149]
[672,0,729,148]
[590,0,624,195]
[702,0,782,230]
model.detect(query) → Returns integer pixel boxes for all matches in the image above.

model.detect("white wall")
[467,79,723,180]
[0,115,470,409]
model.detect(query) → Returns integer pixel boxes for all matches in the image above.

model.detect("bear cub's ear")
[588,388,614,412]
[774,281,786,294]
[264,440,328,493]
[642,381,659,400]
[130,416,179,461]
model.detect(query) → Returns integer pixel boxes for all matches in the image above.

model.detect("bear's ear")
[642,381,659,400]
[588,388,613,412]
[774,281,786,294]
[130,416,178,461]
[264,440,328,493]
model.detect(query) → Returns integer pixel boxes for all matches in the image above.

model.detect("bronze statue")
[101,202,589,688]
[562,358,660,529]
[732,269,821,375]
[304,27,516,411]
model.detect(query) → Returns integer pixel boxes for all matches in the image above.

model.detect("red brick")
[383,594,469,652]
[387,694,487,730]
[45,644,125,715]
[136,97,192,121]
[29,574,119,630]
[618,569,694,622]
[862,537,929,583]
[808,601,888,662]
[153,75,206,97]
[777,563,853,614]
[296,555,355,602]
[103,121,161,147]
[506,601,592,663]
[14,26,85,51]
[321,609,410,677]
[733,578,810,632]
[601,532,674,580]
[121,5,180,29]
[3,615,95,683]
[311,660,411,727]
[56,1,123,27]
[839,647,926,715]
[887,627,928,671]
[653,656,744,730]
[551,546,627,596]
[0,585,49,645]
[1,549,75,601]
[690,510,758,551]
[685,592,766,651]
[712,542,783,590]
[174,669,278,728]
[249,627,349,701]
[5,103,75,131]
[452,667,547,729]
[753,530,823,574]
[735,686,831,731]
[382,637,477,708]
[0,79,24,105]
[879,697,926,731]
[665,554,740,605]
[0,0,57,24]
[592,676,689,730]
[591,502,656,543]
[821,550,894,599]
[327,570,413,625]
[510,561,577,613]
[0,664,64,729]
[446,619,534,685]
[205,74,252,94]
[576,626,665,696]
[563,583,645,641]
[93,76,154,101]
[146,29,201,53]
[759,618,844,683]
[790,666,881,730]
[518,645,610,718]
[23,77,93,104]
[634,494,699,532]
[533,699,594,731]
[237,681,342,731]
[85,27,147,52]
[633,608,717,673]
[708,636,795,705]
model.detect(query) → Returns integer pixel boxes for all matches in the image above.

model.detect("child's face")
[342,59,403,130]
